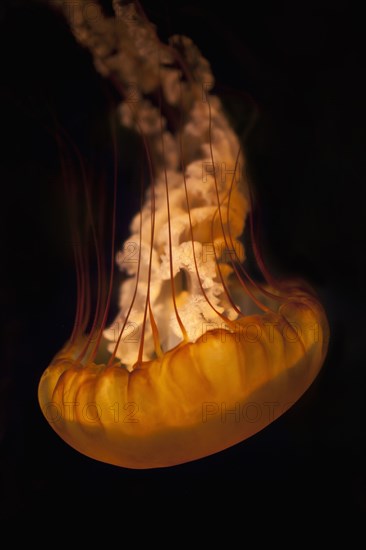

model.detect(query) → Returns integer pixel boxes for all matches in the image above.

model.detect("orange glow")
[38,1,329,468]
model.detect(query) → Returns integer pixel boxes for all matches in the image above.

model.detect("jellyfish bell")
[38,0,329,469]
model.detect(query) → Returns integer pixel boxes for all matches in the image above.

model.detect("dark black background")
[1,0,365,527]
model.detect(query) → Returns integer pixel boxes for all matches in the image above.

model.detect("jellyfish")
[38,0,329,468]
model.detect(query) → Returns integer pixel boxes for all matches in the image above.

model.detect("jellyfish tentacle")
[90,117,119,363]
[107,146,144,368]
[157,75,188,343]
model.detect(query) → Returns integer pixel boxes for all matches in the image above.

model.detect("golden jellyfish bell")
[38,0,329,468]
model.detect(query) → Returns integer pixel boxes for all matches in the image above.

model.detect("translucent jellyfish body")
[39,1,329,468]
